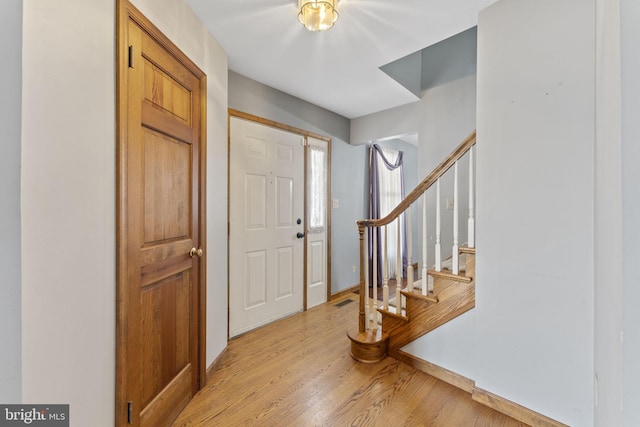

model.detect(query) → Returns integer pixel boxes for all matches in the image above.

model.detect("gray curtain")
[368,144,407,286]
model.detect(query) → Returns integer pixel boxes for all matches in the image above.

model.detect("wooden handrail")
[357,130,476,231]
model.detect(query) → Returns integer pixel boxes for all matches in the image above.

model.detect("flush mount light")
[298,0,339,32]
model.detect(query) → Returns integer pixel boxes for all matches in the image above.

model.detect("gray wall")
[621,0,640,424]
[476,0,595,424]
[229,71,349,143]
[229,71,362,293]
[0,0,22,403]
[330,141,367,291]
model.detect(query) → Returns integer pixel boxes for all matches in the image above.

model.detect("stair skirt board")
[394,350,568,427]
[393,350,475,393]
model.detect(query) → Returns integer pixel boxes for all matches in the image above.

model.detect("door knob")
[296,232,305,239]
[189,247,203,258]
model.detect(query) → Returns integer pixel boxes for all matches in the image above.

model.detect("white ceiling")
[187,0,497,119]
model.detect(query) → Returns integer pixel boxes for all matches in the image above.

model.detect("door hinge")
[127,401,133,424]
[128,45,134,68]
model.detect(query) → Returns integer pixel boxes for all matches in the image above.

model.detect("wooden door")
[117,3,206,426]
[229,116,305,338]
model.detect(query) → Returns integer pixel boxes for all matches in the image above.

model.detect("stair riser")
[432,276,472,299]
[465,254,475,280]
[386,281,475,352]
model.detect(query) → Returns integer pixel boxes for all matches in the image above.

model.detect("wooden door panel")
[141,105,194,146]
[141,32,198,106]
[139,364,192,427]
[140,240,192,287]
[140,272,191,406]
[143,129,192,243]
[143,59,192,124]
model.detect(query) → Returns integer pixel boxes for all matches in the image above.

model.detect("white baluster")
[407,207,413,292]
[364,227,370,330]
[396,218,402,315]
[383,224,389,311]
[468,146,475,249]
[452,162,459,274]
[372,227,378,327]
[422,193,428,296]
[435,179,442,272]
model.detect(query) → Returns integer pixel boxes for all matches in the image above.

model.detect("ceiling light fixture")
[298,0,339,32]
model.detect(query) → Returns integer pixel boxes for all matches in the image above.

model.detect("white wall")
[621,0,640,424]
[594,0,623,424]
[21,1,228,426]
[21,2,116,425]
[0,0,22,404]
[476,0,595,425]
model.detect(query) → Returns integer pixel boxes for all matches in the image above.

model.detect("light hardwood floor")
[172,295,527,427]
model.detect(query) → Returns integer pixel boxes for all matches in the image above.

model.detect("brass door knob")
[189,247,203,258]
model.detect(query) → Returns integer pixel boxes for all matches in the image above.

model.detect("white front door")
[306,137,329,308]
[229,117,305,338]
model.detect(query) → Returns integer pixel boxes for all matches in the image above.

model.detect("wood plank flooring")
[172,295,527,427]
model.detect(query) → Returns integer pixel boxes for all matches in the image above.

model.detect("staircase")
[347,131,476,363]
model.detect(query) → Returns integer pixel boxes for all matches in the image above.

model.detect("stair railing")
[356,130,476,333]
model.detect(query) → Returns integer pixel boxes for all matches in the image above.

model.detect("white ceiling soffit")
[187,0,498,119]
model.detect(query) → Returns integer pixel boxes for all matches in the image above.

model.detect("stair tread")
[427,268,473,283]
[459,246,476,255]
[400,289,439,303]
[377,307,408,322]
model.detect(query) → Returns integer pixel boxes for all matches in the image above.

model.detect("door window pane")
[309,147,326,233]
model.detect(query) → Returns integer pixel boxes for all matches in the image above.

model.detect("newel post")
[357,223,366,333]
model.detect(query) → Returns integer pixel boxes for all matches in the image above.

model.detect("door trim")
[227,109,332,322]
[116,1,207,424]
